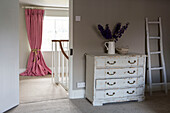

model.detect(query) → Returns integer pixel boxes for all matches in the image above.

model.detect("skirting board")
[19,68,26,74]
[70,83,170,99]
[69,89,85,99]
[145,83,170,92]
[19,67,67,74]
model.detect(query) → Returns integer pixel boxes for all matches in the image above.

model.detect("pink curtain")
[20,9,51,76]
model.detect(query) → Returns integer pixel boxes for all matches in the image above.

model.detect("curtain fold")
[20,9,51,76]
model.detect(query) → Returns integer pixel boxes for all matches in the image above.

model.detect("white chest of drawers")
[85,53,146,106]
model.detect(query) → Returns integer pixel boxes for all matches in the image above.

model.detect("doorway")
[0,0,74,112]
[19,0,73,104]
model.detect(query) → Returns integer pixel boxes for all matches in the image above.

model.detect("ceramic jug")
[104,41,115,54]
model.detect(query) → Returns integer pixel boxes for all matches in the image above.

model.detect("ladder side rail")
[159,17,168,94]
[146,18,153,95]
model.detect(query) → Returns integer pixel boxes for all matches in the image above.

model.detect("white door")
[0,0,19,112]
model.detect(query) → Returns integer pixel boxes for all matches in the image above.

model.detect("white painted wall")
[19,0,69,7]
[19,6,30,69]
[45,10,68,17]
[0,0,19,112]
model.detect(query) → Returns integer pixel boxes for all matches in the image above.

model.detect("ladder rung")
[148,21,160,24]
[150,51,161,55]
[152,83,166,86]
[151,67,163,70]
[149,36,160,39]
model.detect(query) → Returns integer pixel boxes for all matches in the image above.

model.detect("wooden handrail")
[52,40,69,60]
[52,40,69,42]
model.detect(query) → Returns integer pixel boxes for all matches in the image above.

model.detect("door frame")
[68,0,74,98]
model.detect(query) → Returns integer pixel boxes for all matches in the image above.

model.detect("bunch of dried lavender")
[98,22,129,42]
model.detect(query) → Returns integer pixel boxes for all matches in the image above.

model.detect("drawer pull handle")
[106,92,115,96]
[127,70,136,74]
[107,61,116,65]
[128,60,136,64]
[107,72,116,75]
[127,90,135,94]
[127,80,136,84]
[106,82,116,86]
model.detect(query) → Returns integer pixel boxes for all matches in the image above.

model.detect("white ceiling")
[19,0,69,7]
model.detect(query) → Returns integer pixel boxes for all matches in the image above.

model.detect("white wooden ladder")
[145,17,168,95]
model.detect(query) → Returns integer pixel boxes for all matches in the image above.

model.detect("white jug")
[104,41,115,54]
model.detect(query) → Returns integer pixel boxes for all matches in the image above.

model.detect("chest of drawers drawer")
[96,56,144,68]
[95,67,143,78]
[96,77,144,89]
[95,87,144,99]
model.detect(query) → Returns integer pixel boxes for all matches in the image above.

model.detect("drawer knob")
[106,82,116,86]
[127,70,136,74]
[127,90,135,94]
[127,80,136,84]
[107,72,116,75]
[107,61,116,65]
[128,60,136,64]
[106,92,115,96]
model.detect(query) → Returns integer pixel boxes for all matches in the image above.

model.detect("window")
[42,16,69,51]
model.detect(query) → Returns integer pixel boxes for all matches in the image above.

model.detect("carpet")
[20,78,68,104]
[7,91,170,113]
